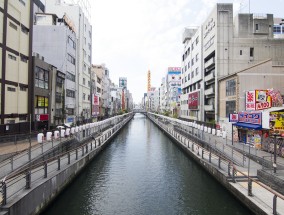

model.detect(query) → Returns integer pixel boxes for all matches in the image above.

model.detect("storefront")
[230,111,263,149]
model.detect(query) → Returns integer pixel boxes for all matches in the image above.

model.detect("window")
[191,43,194,51]
[66,89,75,98]
[191,71,194,78]
[19,0,26,6]
[83,78,85,85]
[240,50,242,55]
[196,36,199,45]
[226,101,236,117]
[88,95,90,101]
[226,79,236,96]
[7,87,16,92]
[20,86,27,91]
[188,74,190,80]
[273,26,281,33]
[255,24,259,31]
[88,43,91,51]
[21,25,28,34]
[88,81,90,87]
[196,53,199,62]
[188,62,190,68]
[35,66,49,89]
[9,21,17,30]
[34,96,48,114]
[67,54,75,65]
[83,63,86,71]
[68,37,76,49]
[66,108,74,115]
[66,72,75,82]
[250,47,254,57]
[88,55,91,63]
[20,54,28,63]
[8,54,16,61]
[83,93,86,100]
[195,67,199,75]
[191,58,194,66]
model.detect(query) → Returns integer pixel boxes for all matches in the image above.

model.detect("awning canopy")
[233,122,262,130]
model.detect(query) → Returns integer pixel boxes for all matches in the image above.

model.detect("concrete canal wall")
[0,114,133,215]
[148,115,271,215]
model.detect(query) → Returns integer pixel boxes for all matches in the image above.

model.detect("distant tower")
[147,70,151,92]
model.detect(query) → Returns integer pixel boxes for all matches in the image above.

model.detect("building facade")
[33,13,77,124]
[0,0,34,134]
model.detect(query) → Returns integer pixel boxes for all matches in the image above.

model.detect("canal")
[42,114,251,215]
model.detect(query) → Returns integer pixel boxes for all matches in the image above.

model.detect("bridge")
[133,109,147,114]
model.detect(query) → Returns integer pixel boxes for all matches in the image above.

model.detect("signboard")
[188,91,199,109]
[229,113,238,122]
[245,91,255,110]
[245,90,271,111]
[270,111,284,130]
[36,114,49,121]
[92,105,99,116]
[255,90,271,110]
[238,112,262,125]
[93,94,99,105]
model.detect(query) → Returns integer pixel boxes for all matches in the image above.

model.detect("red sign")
[229,113,238,122]
[188,92,199,109]
[36,114,49,121]
[246,90,271,110]
[93,94,99,105]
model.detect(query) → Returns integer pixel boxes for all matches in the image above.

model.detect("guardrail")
[148,113,284,215]
[0,113,133,207]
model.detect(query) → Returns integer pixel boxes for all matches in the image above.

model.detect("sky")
[90,0,283,103]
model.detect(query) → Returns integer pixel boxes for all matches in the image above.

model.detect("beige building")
[0,0,33,134]
[218,59,284,134]
[92,65,104,119]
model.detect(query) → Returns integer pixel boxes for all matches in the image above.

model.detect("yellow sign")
[270,111,284,131]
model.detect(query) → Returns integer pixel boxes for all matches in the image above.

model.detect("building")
[274,18,284,38]
[33,13,77,124]
[180,27,203,121]
[166,67,181,116]
[218,59,284,136]
[92,64,104,119]
[45,0,93,123]
[32,54,65,130]
[0,0,34,134]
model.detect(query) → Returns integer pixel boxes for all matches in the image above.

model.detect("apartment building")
[0,0,34,134]
[180,28,203,121]
[45,0,92,122]
[33,13,77,124]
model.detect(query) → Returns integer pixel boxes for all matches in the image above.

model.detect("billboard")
[238,111,262,125]
[270,111,284,131]
[93,94,99,105]
[188,91,199,109]
[245,90,271,111]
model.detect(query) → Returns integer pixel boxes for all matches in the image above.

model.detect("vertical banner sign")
[245,91,255,110]
[188,91,199,109]
[93,94,99,105]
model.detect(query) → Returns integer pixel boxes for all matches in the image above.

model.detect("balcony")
[204,57,215,69]
[204,105,214,111]
[204,87,214,96]
[204,72,215,83]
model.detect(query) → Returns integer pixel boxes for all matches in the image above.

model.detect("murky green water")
[42,114,252,215]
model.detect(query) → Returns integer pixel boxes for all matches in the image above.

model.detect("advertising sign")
[36,114,49,121]
[92,105,99,116]
[238,112,262,125]
[245,91,255,110]
[255,90,271,110]
[229,113,238,122]
[245,90,271,111]
[270,111,284,130]
[188,91,199,109]
[93,94,99,105]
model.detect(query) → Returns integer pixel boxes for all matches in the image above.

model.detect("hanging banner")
[188,91,199,110]
[93,94,99,105]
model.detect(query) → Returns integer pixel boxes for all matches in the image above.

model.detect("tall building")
[166,67,181,116]
[33,13,77,124]
[180,28,203,121]
[274,18,284,38]
[0,0,34,134]
[45,0,92,122]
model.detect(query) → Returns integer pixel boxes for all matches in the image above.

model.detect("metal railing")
[0,114,133,207]
[148,113,284,215]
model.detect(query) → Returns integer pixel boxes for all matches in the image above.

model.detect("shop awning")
[233,122,262,130]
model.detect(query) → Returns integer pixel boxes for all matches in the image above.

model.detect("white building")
[45,0,92,122]
[180,28,203,121]
[33,13,77,124]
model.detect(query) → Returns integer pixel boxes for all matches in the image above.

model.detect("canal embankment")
[147,113,284,215]
[0,113,133,215]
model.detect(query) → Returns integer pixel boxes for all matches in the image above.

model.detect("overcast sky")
[90,0,283,103]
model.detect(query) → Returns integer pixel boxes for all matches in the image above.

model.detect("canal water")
[42,114,251,215]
